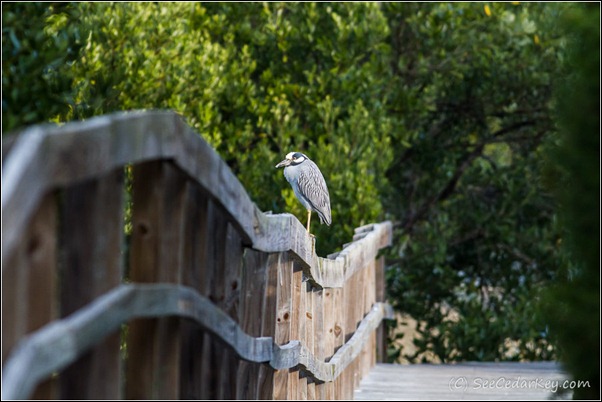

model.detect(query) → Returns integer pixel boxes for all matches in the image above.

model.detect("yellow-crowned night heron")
[275,152,332,233]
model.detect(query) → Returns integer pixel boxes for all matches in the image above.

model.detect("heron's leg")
[306,210,311,232]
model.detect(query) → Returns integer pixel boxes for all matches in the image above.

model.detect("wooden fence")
[1,111,393,400]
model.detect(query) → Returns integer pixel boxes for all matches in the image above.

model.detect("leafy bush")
[541,4,600,399]
[382,2,567,362]
[3,3,591,369]
[2,3,82,131]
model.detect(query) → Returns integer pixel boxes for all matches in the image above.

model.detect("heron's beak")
[275,159,291,168]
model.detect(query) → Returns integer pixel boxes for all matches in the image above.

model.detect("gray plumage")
[276,152,331,231]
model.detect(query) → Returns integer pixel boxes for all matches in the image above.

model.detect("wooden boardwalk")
[355,362,571,400]
[2,111,393,400]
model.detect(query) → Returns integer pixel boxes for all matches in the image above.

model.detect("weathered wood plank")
[59,171,124,399]
[2,127,50,271]
[1,112,243,271]
[1,284,276,400]
[289,265,303,400]
[348,271,361,400]
[355,362,571,401]
[359,263,371,385]
[2,111,397,400]
[361,260,376,379]
[197,199,219,400]
[206,202,228,401]
[323,289,335,399]
[217,223,244,400]
[2,277,393,400]
[179,182,207,399]
[333,288,345,399]
[126,161,186,399]
[374,256,388,364]
[257,253,279,400]
[305,283,316,401]
[254,216,393,289]
[307,379,316,401]
[1,193,59,399]
[236,249,269,400]
[2,111,393,293]
[299,375,308,400]
[313,290,326,400]
[269,301,392,384]
[1,133,19,162]
[297,278,308,400]
[273,253,293,400]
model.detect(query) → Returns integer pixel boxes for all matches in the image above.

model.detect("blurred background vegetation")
[2,2,598,398]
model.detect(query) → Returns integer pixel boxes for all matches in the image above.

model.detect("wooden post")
[288,264,303,400]
[313,289,326,399]
[273,253,293,400]
[256,253,279,399]
[2,113,396,401]
[236,249,269,399]
[333,288,345,399]
[217,223,243,400]
[345,268,362,399]
[126,161,186,399]
[2,193,58,399]
[296,275,308,400]
[179,183,208,399]
[305,282,316,400]
[360,261,374,379]
[196,199,228,400]
[323,288,335,399]
[59,170,125,399]
[375,256,388,363]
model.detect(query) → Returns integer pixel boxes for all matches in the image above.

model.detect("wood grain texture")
[126,161,186,399]
[2,111,393,289]
[355,362,571,401]
[257,253,280,400]
[59,171,124,399]
[236,249,270,399]
[179,182,208,399]
[273,253,293,400]
[1,112,248,269]
[2,111,396,401]
[1,193,59,399]
[269,302,392,383]
[2,281,393,400]
[1,284,275,400]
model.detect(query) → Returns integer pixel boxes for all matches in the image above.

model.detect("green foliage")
[3,3,589,367]
[3,2,392,255]
[2,3,82,131]
[382,3,567,362]
[541,4,600,399]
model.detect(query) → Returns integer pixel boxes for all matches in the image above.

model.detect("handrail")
[1,283,393,400]
[272,302,394,382]
[1,111,391,289]
[2,111,393,400]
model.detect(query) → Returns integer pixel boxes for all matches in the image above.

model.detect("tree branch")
[491,120,537,138]
[398,120,546,234]
[402,143,485,232]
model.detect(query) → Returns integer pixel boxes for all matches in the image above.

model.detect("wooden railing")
[1,111,392,400]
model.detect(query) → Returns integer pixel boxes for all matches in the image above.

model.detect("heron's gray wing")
[297,160,332,225]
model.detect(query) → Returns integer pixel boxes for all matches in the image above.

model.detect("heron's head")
[275,152,308,168]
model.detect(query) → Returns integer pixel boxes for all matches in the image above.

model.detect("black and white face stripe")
[275,151,309,168]
[287,152,307,165]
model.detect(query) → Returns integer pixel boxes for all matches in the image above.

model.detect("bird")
[275,151,331,234]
